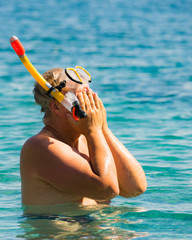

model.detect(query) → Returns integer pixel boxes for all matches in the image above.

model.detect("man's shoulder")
[21,133,70,160]
[21,134,50,151]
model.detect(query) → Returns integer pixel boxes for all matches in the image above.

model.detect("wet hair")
[33,68,63,117]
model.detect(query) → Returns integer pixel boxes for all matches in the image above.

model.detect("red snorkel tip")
[10,35,25,57]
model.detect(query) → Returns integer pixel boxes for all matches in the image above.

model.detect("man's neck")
[43,117,80,149]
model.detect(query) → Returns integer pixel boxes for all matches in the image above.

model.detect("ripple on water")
[1,0,192,239]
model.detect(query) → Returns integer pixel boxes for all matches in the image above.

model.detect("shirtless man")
[20,67,147,206]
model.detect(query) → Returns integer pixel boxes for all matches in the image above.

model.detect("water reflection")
[17,203,148,239]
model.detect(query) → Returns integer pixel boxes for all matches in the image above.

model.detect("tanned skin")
[20,71,147,206]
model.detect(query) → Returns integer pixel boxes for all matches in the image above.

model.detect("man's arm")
[64,90,119,199]
[21,132,119,201]
[21,90,119,201]
[99,99,147,198]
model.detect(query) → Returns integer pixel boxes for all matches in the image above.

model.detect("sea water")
[0,0,192,239]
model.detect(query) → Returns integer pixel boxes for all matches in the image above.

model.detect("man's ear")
[49,99,60,113]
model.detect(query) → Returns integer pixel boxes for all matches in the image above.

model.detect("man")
[20,67,147,206]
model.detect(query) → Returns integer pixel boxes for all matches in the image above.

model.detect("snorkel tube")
[10,36,86,120]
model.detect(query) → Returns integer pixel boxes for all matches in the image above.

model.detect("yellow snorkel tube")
[10,36,86,120]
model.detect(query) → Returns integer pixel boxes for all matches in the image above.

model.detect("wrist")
[102,125,110,135]
[84,128,103,138]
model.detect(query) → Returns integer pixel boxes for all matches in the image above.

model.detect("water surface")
[0,0,192,239]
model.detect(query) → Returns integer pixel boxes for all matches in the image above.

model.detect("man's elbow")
[97,181,120,200]
[134,180,147,197]
[107,184,120,199]
[120,179,147,198]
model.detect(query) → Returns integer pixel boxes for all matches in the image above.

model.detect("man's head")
[33,68,63,117]
[33,67,90,118]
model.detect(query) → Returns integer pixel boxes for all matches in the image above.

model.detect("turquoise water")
[1,0,192,239]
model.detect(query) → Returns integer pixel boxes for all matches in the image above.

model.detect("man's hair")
[33,68,63,117]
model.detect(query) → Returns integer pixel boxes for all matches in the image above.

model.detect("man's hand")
[66,89,103,136]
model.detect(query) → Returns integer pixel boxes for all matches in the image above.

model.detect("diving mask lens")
[75,66,91,83]
[65,69,81,84]
[65,66,91,84]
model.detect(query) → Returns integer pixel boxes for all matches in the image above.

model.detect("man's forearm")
[102,126,147,197]
[85,128,119,197]
[85,129,116,177]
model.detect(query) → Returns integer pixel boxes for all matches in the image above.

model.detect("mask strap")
[46,80,66,97]
[55,80,66,91]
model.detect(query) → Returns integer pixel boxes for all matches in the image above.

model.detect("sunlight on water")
[17,204,149,239]
[0,0,192,239]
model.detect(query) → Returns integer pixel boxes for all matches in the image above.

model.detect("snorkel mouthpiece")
[73,101,87,120]
[61,91,87,121]
[10,35,87,121]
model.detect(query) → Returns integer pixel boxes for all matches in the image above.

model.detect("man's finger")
[83,90,91,110]
[77,92,85,112]
[93,93,100,109]
[87,90,95,109]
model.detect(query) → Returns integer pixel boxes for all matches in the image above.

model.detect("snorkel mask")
[10,36,89,120]
[58,66,91,92]
[47,66,91,119]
